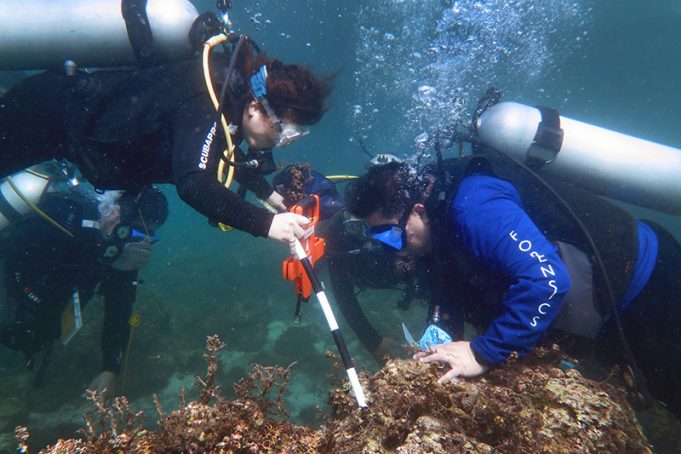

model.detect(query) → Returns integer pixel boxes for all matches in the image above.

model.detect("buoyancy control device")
[0,0,201,69]
[476,101,681,215]
[462,95,660,409]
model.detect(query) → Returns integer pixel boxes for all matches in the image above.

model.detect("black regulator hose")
[215,33,247,135]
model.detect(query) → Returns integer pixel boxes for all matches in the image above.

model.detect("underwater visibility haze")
[1,0,681,451]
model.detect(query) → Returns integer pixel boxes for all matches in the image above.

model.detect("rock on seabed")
[40,346,651,453]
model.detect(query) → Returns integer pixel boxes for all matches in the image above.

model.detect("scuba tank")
[0,170,51,231]
[476,101,681,215]
[469,98,658,409]
[0,0,200,70]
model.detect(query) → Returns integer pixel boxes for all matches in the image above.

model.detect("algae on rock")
[35,339,651,453]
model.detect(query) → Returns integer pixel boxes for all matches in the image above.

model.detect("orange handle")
[282,195,325,300]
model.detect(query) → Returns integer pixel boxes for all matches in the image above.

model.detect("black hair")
[345,162,424,219]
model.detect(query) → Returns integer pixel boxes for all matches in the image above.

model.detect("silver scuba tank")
[0,170,51,231]
[0,0,200,70]
[476,102,681,215]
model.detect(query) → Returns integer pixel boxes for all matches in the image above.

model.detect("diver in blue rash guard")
[346,155,681,419]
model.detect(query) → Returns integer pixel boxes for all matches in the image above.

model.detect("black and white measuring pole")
[292,238,367,408]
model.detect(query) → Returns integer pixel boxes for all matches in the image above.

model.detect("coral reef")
[28,338,652,453]
[325,347,651,453]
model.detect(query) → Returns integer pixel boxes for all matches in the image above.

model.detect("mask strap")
[250,65,284,133]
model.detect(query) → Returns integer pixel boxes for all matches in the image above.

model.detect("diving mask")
[249,65,309,148]
[365,224,406,251]
[274,123,309,148]
[367,153,403,169]
[343,215,366,238]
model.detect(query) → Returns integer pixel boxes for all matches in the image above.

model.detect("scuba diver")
[325,212,424,364]
[0,12,331,245]
[273,162,424,364]
[345,151,681,419]
[0,183,168,401]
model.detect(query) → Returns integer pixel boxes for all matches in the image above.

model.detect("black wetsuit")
[0,55,274,237]
[0,193,141,374]
[324,212,422,353]
[273,167,422,355]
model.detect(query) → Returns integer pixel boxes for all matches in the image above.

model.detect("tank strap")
[527,106,564,169]
[122,0,154,64]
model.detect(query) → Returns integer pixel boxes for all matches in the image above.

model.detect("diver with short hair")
[0,184,168,401]
[274,162,424,364]
[346,153,681,419]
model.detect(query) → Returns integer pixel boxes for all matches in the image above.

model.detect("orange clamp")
[282,195,325,300]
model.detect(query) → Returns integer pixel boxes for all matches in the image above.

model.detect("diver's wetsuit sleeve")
[328,255,382,352]
[0,71,71,178]
[170,95,274,237]
[451,175,570,365]
[99,270,136,373]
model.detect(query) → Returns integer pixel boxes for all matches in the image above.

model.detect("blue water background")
[1,0,681,450]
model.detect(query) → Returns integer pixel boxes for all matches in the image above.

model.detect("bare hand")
[414,341,489,384]
[268,212,310,245]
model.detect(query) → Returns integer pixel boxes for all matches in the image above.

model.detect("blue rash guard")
[304,170,345,220]
[450,174,571,365]
[619,220,657,312]
[449,174,659,365]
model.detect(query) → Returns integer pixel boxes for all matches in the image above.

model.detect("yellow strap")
[203,34,240,233]
[121,206,152,392]
[257,198,277,213]
[120,270,141,395]
[25,168,50,179]
[326,175,359,181]
[136,207,150,237]
[202,34,236,191]
[59,300,76,341]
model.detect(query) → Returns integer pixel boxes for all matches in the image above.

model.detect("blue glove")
[419,324,453,351]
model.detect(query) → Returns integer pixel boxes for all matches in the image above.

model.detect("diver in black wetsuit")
[0,36,330,244]
[274,163,422,364]
[0,185,167,400]
[325,213,424,364]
